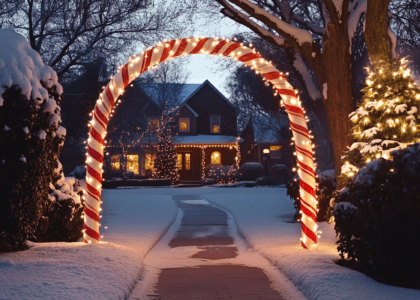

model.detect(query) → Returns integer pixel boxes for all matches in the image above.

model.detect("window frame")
[210,151,222,165]
[179,118,190,132]
[110,154,121,171]
[126,154,139,174]
[210,115,221,134]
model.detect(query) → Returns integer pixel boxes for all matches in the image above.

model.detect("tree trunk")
[364,0,392,65]
[322,23,355,178]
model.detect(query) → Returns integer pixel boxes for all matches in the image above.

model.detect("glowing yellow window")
[185,153,191,170]
[110,155,120,170]
[127,154,139,174]
[211,151,221,164]
[179,118,189,132]
[145,154,155,170]
[177,154,182,170]
[270,145,281,151]
[211,115,220,133]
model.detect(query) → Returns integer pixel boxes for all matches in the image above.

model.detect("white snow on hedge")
[0,29,62,106]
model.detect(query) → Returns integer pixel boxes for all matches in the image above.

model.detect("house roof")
[139,82,201,106]
[181,80,237,111]
[173,134,239,145]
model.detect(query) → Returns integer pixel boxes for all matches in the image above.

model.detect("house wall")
[187,84,237,136]
[176,106,197,135]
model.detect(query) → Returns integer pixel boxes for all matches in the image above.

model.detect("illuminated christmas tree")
[153,105,179,184]
[342,58,420,179]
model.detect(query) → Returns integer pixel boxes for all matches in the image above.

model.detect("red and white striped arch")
[84,37,318,249]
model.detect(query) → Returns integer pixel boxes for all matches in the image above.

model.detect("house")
[103,80,240,182]
[240,115,293,171]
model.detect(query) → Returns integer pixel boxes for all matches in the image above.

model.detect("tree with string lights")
[341,58,420,180]
[153,104,179,184]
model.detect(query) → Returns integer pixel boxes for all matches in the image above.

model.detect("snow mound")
[0,29,62,106]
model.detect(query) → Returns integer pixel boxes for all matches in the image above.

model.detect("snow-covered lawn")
[1,187,419,300]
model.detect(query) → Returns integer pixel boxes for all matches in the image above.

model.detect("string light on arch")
[84,36,318,249]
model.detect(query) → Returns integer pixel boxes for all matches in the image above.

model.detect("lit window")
[185,153,191,170]
[127,154,139,174]
[110,155,120,170]
[270,145,281,158]
[179,118,190,132]
[211,151,221,164]
[177,154,182,170]
[211,115,220,133]
[145,154,155,170]
[147,118,159,131]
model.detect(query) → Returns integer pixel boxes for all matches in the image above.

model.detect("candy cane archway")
[84,37,318,249]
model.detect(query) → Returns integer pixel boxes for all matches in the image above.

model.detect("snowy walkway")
[128,194,305,300]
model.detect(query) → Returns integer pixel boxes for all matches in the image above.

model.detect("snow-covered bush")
[35,162,85,242]
[205,164,237,184]
[67,165,86,179]
[268,164,293,184]
[238,162,264,181]
[286,169,336,222]
[333,143,420,287]
[0,30,64,251]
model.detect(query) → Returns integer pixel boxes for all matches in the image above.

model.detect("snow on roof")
[173,134,238,145]
[0,29,62,106]
[139,82,201,105]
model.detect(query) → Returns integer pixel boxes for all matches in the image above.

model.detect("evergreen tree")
[342,58,420,179]
[153,105,179,184]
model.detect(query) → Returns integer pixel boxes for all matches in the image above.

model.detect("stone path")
[129,195,305,300]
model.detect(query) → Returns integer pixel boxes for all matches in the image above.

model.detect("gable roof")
[182,80,237,111]
[140,82,201,106]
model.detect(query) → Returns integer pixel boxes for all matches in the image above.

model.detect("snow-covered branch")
[292,50,322,101]
[348,0,367,48]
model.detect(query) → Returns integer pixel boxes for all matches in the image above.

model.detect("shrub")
[286,169,336,222]
[238,162,264,181]
[333,143,420,288]
[68,165,86,179]
[0,30,64,251]
[205,164,237,184]
[34,162,85,242]
[268,164,293,185]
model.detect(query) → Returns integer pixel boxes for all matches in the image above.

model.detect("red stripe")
[297,160,316,178]
[284,103,304,116]
[300,202,317,222]
[122,64,129,88]
[210,40,228,54]
[301,221,317,243]
[89,127,104,145]
[295,145,314,159]
[278,89,297,97]
[87,190,100,202]
[238,52,262,62]
[95,106,108,125]
[141,48,153,73]
[290,120,310,137]
[300,178,317,198]
[190,38,209,54]
[87,164,102,183]
[222,43,241,56]
[88,147,103,163]
[84,206,100,222]
[160,40,176,63]
[173,38,189,57]
[262,71,281,80]
[300,197,317,216]
[301,240,308,249]
[86,182,101,199]
[105,86,114,107]
[94,114,106,131]
[84,224,100,242]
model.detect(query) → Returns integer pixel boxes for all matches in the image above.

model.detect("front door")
[177,152,192,179]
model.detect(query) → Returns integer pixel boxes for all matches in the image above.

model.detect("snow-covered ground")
[1,187,419,300]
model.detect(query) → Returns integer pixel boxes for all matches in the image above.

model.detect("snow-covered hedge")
[0,29,65,250]
[286,169,336,222]
[268,164,293,184]
[333,143,420,288]
[35,162,85,242]
[238,162,264,181]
